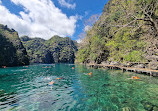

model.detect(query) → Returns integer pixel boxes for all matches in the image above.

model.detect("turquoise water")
[0,64,158,111]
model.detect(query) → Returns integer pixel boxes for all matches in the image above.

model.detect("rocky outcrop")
[0,24,29,67]
[76,0,158,70]
[21,35,78,64]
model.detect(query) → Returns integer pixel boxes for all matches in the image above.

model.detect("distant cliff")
[21,35,78,64]
[76,0,158,69]
[0,24,29,67]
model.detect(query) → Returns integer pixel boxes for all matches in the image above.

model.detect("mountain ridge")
[0,24,29,67]
[21,35,78,64]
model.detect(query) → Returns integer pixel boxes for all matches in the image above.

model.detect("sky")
[0,0,108,41]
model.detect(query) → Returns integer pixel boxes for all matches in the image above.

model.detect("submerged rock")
[0,90,18,106]
[122,107,132,111]
[141,100,158,111]
[153,106,158,111]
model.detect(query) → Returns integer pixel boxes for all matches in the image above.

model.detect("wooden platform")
[87,64,158,77]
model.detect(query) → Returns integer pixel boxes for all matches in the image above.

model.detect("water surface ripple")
[0,64,158,111]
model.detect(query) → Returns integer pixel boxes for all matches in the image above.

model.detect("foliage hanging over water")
[76,0,158,65]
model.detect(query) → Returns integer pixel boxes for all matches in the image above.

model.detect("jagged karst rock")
[0,24,29,67]
[133,64,145,68]
[21,35,78,64]
[76,0,158,67]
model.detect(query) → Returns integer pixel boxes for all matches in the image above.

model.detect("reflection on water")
[0,64,158,111]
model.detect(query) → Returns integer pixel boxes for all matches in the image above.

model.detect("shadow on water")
[0,64,157,111]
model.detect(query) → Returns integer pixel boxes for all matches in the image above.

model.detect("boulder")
[150,62,158,70]
[133,64,145,68]
[110,61,120,65]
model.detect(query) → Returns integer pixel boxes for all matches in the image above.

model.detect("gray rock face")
[110,61,120,65]
[21,36,78,64]
[150,62,158,70]
[133,64,145,68]
[0,24,29,67]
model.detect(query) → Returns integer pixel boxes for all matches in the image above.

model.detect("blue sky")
[0,0,108,41]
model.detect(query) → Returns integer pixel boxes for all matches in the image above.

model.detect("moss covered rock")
[76,0,158,65]
[0,24,29,67]
[21,35,78,64]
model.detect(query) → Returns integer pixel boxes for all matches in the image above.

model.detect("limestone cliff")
[0,24,29,67]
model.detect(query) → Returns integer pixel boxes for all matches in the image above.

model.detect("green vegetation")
[21,35,78,64]
[0,24,29,67]
[76,0,158,68]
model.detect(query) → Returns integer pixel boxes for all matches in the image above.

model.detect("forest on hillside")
[0,24,78,67]
[21,36,78,64]
[0,24,29,67]
[76,0,158,69]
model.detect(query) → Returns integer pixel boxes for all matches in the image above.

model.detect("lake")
[0,64,158,111]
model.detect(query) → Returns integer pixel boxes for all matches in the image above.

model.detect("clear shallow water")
[0,64,158,111]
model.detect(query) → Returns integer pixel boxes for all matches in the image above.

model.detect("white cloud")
[58,0,76,9]
[76,38,81,43]
[84,25,91,32]
[0,0,78,39]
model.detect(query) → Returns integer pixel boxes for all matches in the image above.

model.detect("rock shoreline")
[80,62,158,77]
